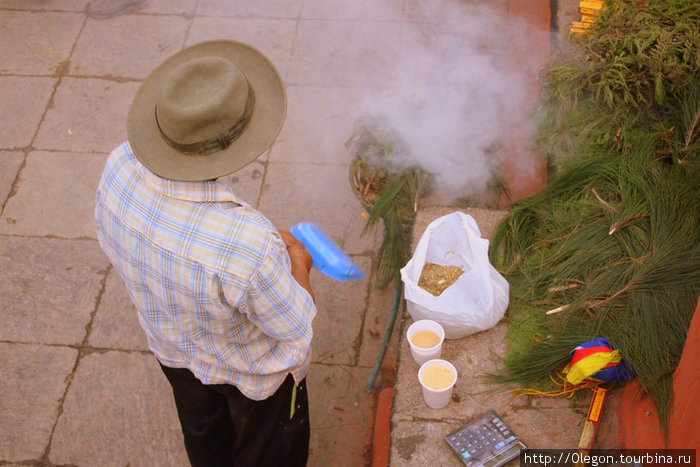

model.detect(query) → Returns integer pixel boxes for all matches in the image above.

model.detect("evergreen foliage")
[535,0,700,165]
[490,0,700,430]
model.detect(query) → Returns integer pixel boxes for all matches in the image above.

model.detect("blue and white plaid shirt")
[95,142,316,400]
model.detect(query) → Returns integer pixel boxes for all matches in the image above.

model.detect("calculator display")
[444,410,526,467]
[483,444,524,467]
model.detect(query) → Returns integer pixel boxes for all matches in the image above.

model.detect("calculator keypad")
[444,411,525,467]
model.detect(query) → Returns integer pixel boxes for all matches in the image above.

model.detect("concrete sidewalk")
[0,0,587,466]
[0,1,401,465]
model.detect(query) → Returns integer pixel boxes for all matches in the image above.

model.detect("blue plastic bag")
[291,223,365,281]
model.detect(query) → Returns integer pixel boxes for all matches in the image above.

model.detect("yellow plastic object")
[570,0,606,37]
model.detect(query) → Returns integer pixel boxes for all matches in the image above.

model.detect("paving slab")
[0,151,107,238]
[0,0,89,11]
[0,151,24,204]
[273,85,371,165]
[132,0,197,15]
[0,237,108,345]
[195,0,304,18]
[70,14,190,80]
[0,11,83,75]
[34,78,138,153]
[217,159,268,207]
[392,322,529,422]
[358,279,402,370]
[260,160,373,256]
[402,0,509,23]
[309,256,372,366]
[0,342,78,463]
[88,270,150,351]
[288,19,405,88]
[50,350,189,466]
[0,76,56,149]
[390,420,461,465]
[307,363,376,467]
[187,17,297,79]
[301,0,404,21]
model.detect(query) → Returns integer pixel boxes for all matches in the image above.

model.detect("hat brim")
[127,40,286,181]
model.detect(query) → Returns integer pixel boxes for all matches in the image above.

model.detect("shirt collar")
[132,144,249,206]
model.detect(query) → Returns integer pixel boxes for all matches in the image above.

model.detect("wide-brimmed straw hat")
[127,40,286,181]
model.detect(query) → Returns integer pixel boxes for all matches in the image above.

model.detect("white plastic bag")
[400,211,509,339]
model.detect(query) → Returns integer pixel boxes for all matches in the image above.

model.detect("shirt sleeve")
[238,233,317,366]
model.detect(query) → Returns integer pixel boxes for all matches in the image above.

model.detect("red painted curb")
[617,297,700,449]
[500,0,552,206]
[371,387,394,467]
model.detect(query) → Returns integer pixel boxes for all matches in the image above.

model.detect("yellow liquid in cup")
[421,363,454,390]
[411,329,441,349]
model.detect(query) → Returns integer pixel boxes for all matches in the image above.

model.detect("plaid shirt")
[95,142,316,400]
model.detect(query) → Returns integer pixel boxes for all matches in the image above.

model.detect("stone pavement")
[0,0,595,466]
[1,1,405,465]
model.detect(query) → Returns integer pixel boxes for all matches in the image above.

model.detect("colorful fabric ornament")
[564,338,634,385]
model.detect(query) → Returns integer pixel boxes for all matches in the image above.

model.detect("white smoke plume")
[349,0,549,205]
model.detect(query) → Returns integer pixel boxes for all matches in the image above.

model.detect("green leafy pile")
[536,0,699,165]
[490,0,699,430]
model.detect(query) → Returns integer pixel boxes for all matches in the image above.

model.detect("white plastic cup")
[418,359,458,409]
[406,319,445,365]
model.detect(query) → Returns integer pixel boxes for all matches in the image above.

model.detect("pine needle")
[492,22,700,431]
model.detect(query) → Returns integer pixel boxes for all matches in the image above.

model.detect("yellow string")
[510,369,601,399]
[532,332,547,343]
[511,334,603,399]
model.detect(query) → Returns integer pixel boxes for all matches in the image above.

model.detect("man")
[95,40,317,466]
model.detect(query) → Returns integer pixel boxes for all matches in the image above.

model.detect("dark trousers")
[159,363,310,467]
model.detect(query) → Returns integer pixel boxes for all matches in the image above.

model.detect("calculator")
[444,410,527,467]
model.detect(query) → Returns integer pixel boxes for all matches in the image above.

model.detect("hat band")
[155,87,255,156]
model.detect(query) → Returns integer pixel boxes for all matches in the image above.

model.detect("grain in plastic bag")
[400,212,509,339]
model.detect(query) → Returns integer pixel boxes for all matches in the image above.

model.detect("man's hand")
[278,230,313,272]
[278,230,315,302]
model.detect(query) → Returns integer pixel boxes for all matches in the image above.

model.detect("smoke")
[350,0,548,205]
